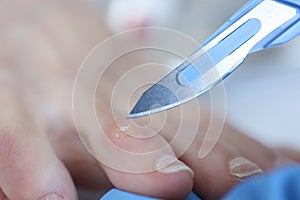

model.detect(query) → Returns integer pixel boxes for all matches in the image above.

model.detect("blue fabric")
[101,165,300,200]
[101,189,160,200]
[100,189,201,200]
[186,191,201,200]
[223,164,300,200]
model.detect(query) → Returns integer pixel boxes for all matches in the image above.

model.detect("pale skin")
[1,0,299,200]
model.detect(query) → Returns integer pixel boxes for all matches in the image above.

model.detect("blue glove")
[101,164,300,200]
[100,189,201,200]
[223,164,300,200]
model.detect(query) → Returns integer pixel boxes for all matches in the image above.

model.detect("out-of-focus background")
[1,0,299,199]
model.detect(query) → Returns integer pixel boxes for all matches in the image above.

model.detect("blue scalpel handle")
[128,0,300,119]
[268,0,300,48]
[178,0,300,89]
[203,0,300,53]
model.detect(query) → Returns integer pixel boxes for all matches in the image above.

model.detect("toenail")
[155,155,194,177]
[228,156,263,180]
[41,193,64,200]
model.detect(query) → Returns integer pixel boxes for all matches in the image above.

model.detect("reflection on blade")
[128,83,179,119]
[128,60,209,119]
